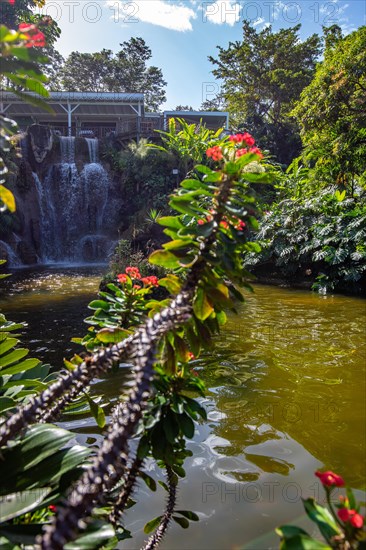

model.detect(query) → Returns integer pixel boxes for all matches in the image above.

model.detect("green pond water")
[1,267,365,549]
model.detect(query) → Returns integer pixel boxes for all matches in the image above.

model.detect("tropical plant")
[0,133,269,548]
[277,470,365,549]
[247,184,366,293]
[0,21,51,212]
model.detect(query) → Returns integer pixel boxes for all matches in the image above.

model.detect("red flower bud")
[315,470,345,487]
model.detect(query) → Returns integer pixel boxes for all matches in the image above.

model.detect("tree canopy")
[54,38,167,112]
[292,25,366,188]
[208,21,322,164]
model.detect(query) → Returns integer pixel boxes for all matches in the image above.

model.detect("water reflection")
[0,272,365,549]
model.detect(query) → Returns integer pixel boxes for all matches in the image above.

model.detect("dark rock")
[28,124,53,163]
[16,241,38,265]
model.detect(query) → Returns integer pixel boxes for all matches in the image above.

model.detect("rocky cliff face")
[0,125,124,266]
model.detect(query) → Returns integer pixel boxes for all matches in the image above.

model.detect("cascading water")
[59,136,75,163]
[33,136,118,264]
[85,138,99,163]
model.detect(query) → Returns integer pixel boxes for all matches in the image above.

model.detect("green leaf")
[2,358,41,376]
[302,498,340,543]
[177,413,195,438]
[193,287,214,321]
[0,338,19,356]
[278,534,331,549]
[144,516,162,534]
[149,249,180,269]
[158,216,184,230]
[195,164,213,175]
[85,393,106,428]
[64,521,116,549]
[276,525,309,539]
[158,275,182,294]
[88,300,109,311]
[0,396,16,413]
[97,327,130,344]
[139,471,157,492]
[0,349,28,368]
[176,510,199,521]
[0,488,52,522]
[346,487,356,510]
[172,516,189,529]
[163,239,192,251]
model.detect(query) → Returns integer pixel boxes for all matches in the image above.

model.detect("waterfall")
[85,138,99,163]
[32,138,115,264]
[0,240,21,266]
[59,136,75,163]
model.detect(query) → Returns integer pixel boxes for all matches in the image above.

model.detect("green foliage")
[150,117,226,175]
[276,471,365,549]
[248,184,366,293]
[0,312,55,414]
[292,26,366,187]
[0,132,268,548]
[0,23,51,212]
[209,21,322,164]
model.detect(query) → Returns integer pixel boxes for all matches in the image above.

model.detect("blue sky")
[38,0,365,110]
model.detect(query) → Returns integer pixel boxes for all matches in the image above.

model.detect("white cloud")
[202,1,241,26]
[106,0,196,32]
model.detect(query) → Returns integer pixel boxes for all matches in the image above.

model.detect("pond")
[1,267,365,549]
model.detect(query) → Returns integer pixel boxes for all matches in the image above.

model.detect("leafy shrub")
[248,186,366,292]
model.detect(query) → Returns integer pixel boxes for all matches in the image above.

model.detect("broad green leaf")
[158,216,184,230]
[149,249,180,269]
[177,413,195,438]
[195,164,213,175]
[0,349,28,368]
[85,393,106,428]
[88,300,109,311]
[163,239,192,251]
[0,338,18,356]
[176,510,199,521]
[302,498,340,543]
[97,327,130,344]
[139,472,157,492]
[278,534,330,549]
[158,275,182,294]
[0,488,52,522]
[144,516,162,534]
[275,525,309,539]
[64,522,116,549]
[172,516,189,529]
[193,287,214,321]
[0,396,16,413]
[2,358,41,376]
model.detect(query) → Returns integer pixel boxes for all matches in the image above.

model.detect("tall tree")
[55,38,166,112]
[292,26,366,192]
[208,21,322,164]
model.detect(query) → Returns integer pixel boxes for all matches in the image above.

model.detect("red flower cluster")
[206,145,223,161]
[229,132,255,147]
[315,470,345,488]
[18,23,46,48]
[117,273,128,283]
[117,268,159,288]
[125,266,141,279]
[338,508,364,529]
[141,275,159,287]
